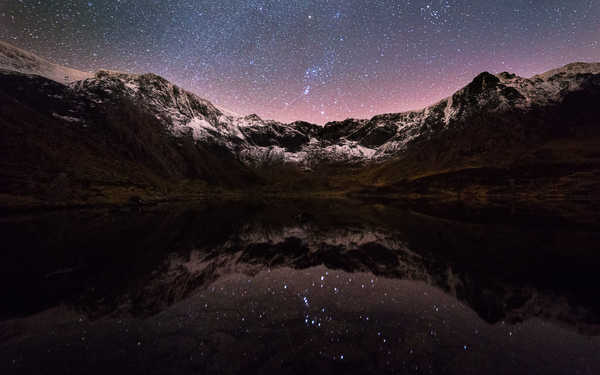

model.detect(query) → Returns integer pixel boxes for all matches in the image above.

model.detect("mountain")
[0,67,258,207]
[3,200,599,333]
[68,69,375,165]
[357,64,600,198]
[65,62,600,167]
[0,40,599,207]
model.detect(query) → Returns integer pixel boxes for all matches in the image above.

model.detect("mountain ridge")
[69,59,600,165]
[3,40,599,166]
[1,40,600,207]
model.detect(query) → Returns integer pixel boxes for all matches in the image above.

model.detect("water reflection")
[1,199,599,374]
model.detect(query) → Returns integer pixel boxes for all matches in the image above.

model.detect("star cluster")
[1,0,599,123]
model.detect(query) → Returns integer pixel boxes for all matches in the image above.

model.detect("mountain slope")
[0,41,92,83]
[0,69,258,207]
[356,65,600,198]
[68,69,377,165]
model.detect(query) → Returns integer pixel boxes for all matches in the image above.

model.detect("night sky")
[1,1,599,124]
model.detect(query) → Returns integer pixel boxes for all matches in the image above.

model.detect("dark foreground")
[1,199,599,374]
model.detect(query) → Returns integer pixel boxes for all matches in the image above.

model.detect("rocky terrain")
[1,40,599,207]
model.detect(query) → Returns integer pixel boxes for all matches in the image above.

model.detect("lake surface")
[1,199,599,374]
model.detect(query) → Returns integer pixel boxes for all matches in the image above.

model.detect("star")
[1,0,597,124]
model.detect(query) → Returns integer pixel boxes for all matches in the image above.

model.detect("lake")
[1,199,599,374]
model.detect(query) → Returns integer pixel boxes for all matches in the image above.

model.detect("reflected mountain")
[2,199,599,332]
[1,199,600,374]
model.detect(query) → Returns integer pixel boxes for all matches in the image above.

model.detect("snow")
[52,112,83,123]
[442,98,455,125]
[185,117,216,139]
[322,141,377,159]
[69,59,598,165]
[6,40,595,166]
[124,80,139,93]
[215,104,240,117]
[531,62,600,81]
[493,62,600,109]
[0,40,92,83]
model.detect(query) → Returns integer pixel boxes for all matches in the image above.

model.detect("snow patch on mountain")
[322,141,377,159]
[0,41,92,83]
[52,112,83,123]
[497,62,600,107]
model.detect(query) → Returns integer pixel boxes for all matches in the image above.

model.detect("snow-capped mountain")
[1,40,599,167]
[325,63,600,158]
[0,41,92,83]
[68,69,375,165]
[1,40,600,207]
[65,61,600,165]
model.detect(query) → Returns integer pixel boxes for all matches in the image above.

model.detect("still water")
[1,199,599,374]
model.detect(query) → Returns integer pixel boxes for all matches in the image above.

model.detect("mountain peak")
[497,71,517,80]
[468,72,500,91]
[244,114,263,121]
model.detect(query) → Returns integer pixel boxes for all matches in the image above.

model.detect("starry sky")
[1,1,599,124]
